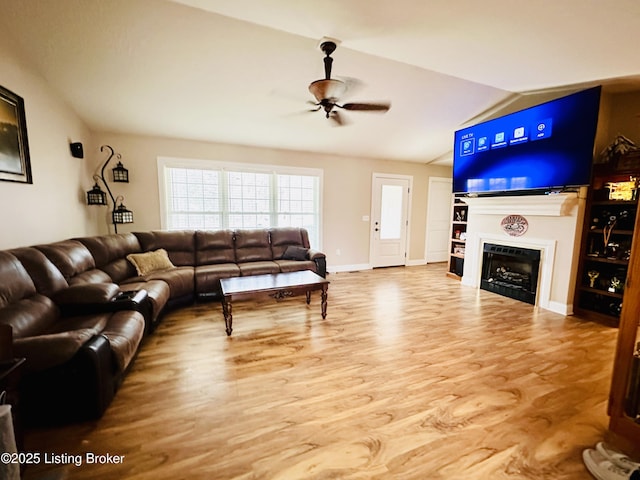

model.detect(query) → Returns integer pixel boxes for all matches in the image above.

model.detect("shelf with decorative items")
[446,197,468,280]
[574,145,640,323]
[577,200,636,319]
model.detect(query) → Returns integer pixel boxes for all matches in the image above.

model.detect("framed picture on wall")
[0,85,32,184]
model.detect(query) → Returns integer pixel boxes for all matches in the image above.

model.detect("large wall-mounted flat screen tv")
[452,86,601,196]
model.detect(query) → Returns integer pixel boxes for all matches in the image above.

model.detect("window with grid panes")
[158,159,322,248]
[165,168,222,230]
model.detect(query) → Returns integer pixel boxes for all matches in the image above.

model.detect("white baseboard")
[328,263,372,273]
[548,301,572,316]
[328,260,435,273]
[407,259,427,266]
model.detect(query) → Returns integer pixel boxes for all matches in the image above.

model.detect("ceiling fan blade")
[339,102,391,112]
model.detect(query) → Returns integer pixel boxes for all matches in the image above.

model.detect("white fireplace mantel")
[459,190,586,315]
[461,191,580,216]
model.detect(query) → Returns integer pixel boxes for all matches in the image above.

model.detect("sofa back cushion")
[270,228,311,260]
[76,233,141,283]
[233,229,273,263]
[35,240,111,286]
[0,251,58,338]
[9,247,69,297]
[134,231,196,266]
[195,230,235,265]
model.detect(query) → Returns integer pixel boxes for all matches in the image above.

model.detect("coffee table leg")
[222,297,233,336]
[306,291,311,304]
[321,286,328,319]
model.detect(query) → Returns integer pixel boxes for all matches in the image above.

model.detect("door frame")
[369,173,413,268]
[424,176,453,263]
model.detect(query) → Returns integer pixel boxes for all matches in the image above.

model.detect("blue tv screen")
[452,86,601,195]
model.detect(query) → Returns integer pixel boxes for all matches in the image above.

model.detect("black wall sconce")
[86,145,134,233]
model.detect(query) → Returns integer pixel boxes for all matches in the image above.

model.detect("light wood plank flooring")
[22,264,618,479]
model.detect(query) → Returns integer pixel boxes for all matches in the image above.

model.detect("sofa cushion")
[274,259,317,274]
[282,245,309,261]
[270,227,311,259]
[35,240,96,280]
[134,231,196,266]
[195,230,236,265]
[9,247,69,297]
[127,249,175,276]
[138,267,194,299]
[0,251,59,338]
[195,263,240,294]
[76,233,141,268]
[75,233,141,283]
[237,261,280,276]
[35,240,112,286]
[0,295,58,339]
[234,229,273,263]
[0,251,37,309]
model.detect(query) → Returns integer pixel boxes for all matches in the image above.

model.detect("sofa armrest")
[75,334,115,418]
[308,249,327,278]
[53,284,150,323]
[307,249,325,261]
[53,283,120,306]
[13,328,100,373]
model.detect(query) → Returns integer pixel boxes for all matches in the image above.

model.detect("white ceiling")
[2,0,640,165]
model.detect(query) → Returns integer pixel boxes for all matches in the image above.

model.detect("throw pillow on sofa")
[282,246,309,261]
[127,249,175,276]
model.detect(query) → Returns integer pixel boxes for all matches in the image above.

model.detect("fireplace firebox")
[481,243,541,305]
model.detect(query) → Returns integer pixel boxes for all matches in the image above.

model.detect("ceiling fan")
[307,39,390,126]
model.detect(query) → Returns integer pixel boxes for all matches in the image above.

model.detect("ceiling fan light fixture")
[308,79,347,103]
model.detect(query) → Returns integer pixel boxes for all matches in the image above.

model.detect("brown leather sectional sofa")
[0,227,325,424]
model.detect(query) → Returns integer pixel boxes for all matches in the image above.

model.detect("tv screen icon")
[491,131,507,149]
[460,138,475,156]
[532,118,553,140]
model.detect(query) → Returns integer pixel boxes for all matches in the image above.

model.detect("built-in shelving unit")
[575,158,640,323]
[575,195,637,321]
[574,154,640,456]
[446,197,468,280]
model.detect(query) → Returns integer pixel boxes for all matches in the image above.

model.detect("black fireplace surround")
[481,243,541,305]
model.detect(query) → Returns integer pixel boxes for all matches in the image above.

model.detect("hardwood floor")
[22,264,619,479]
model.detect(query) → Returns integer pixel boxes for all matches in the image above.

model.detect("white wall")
[89,132,452,270]
[0,28,94,249]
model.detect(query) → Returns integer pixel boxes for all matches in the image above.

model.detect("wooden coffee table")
[220,270,329,336]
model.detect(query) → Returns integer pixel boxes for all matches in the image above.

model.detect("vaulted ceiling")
[2,0,640,164]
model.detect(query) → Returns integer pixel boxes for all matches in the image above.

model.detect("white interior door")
[370,175,411,268]
[425,177,453,263]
